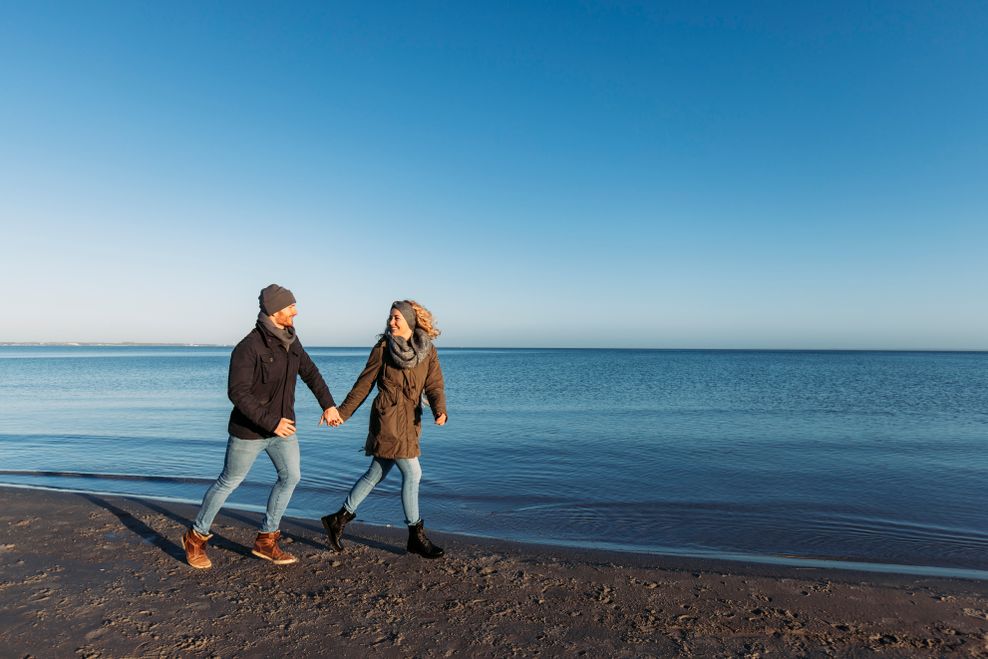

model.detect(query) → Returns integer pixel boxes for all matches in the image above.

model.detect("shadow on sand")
[81,493,406,561]
[82,494,253,564]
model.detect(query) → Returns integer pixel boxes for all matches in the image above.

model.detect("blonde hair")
[406,299,441,339]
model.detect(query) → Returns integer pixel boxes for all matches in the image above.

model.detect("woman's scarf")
[257,311,297,351]
[386,328,432,369]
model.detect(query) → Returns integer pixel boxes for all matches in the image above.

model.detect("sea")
[1,346,986,579]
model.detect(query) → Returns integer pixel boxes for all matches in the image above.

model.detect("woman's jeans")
[193,434,301,535]
[344,457,421,526]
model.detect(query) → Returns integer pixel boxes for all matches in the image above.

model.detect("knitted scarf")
[386,328,432,369]
[257,311,297,351]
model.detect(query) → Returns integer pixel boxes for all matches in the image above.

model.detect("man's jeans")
[344,457,422,526]
[193,434,301,535]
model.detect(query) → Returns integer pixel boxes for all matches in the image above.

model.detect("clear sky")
[2,2,986,349]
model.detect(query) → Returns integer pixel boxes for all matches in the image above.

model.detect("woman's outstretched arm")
[336,341,386,421]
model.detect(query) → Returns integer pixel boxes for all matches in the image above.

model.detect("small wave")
[0,469,214,486]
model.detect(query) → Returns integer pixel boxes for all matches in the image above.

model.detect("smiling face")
[270,303,298,329]
[388,308,413,340]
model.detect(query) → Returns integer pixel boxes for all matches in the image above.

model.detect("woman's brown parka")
[336,339,447,459]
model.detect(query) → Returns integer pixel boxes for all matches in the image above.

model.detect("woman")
[322,300,448,559]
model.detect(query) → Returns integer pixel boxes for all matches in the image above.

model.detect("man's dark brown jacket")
[227,323,335,439]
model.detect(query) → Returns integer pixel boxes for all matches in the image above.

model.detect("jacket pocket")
[258,353,275,383]
[371,397,398,436]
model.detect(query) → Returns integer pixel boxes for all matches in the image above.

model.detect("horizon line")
[1,342,986,353]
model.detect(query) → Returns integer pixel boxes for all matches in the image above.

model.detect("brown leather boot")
[251,530,298,565]
[182,527,213,569]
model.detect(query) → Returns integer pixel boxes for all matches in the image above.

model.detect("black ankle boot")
[321,506,355,552]
[407,520,444,559]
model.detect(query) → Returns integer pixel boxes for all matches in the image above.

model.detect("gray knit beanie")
[391,301,417,330]
[259,284,296,315]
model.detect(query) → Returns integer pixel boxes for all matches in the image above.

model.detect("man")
[182,284,343,569]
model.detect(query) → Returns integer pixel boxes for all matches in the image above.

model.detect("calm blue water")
[1,346,986,578]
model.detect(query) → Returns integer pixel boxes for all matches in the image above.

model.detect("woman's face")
[389,308,413,339]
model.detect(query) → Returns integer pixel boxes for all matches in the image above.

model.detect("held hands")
[320,407,344,428]
[274,418,297,437]
[277,408,341,437]
[435,413,447,426]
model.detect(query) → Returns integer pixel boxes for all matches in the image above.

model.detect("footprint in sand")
[29,588,53,602]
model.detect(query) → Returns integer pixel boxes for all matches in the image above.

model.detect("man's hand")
[435,413,447,426]
[320,407,343,427]
[274,418,297,437]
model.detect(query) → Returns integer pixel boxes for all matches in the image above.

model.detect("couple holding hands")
[181,284,447,569]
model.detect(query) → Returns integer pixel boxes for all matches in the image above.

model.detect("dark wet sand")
[1,487,986,657]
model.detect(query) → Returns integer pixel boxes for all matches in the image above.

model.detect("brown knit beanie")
[259,284,296,315]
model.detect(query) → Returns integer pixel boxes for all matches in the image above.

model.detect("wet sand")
[1,487,986,657]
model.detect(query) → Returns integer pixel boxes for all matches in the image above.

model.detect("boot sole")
[181,536,212,569]
[407,548,445,559]
[250,549,297,565]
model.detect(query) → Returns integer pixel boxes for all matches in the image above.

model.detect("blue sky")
[2,2,986,348]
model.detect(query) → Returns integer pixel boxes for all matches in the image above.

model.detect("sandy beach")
[1,487,986,657]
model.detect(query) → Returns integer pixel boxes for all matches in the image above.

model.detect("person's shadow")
[82,494,406,560]
[81,494,251,564]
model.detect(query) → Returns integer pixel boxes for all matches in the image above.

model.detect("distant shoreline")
[1,343,986,353]
[0,342,227,347]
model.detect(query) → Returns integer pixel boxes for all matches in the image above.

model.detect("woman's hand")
[320,407,343,427]
[435,413,447,426]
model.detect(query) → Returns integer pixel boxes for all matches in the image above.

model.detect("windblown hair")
[382,299,442,339]
[407,299,441,339]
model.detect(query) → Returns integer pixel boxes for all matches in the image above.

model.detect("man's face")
[270,303,298,328]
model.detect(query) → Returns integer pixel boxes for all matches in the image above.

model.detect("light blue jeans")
[344,457,422,526]
[193,434,301,535]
